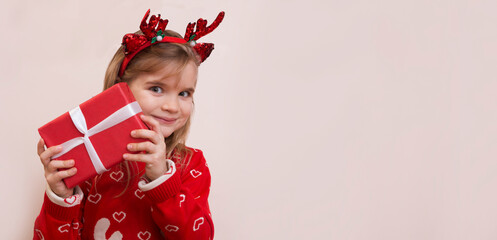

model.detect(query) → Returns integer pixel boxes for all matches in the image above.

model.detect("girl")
[34,9,224,240]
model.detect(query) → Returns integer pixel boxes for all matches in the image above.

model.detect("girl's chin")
[162,132,173,138]
[160,128,174,138]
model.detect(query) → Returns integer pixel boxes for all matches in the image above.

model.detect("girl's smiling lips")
[152,115,177,124]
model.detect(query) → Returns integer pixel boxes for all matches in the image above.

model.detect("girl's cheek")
[181,99,194,111]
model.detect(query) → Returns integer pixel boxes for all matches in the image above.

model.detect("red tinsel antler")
[139,9,169,39]
[184,12,225,62]
[184,12,225,42]
[122,10,173,55]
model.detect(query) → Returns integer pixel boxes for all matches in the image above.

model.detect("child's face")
[128,61,197,138]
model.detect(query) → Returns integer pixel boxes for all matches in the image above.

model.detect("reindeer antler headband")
[119,9,225,77]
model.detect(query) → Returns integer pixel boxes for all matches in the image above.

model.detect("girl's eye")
[150,86,163,93]
[179,91,190,97]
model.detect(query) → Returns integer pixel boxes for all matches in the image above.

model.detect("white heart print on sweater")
[88,193,102,204]
[138,231,151,240]
[193,217,204,231]
[58,223,70,233]
[64,195,77,205]
[110,170,124,182]
[134,189,145,199]
[165,225,179,232]
[113,211,126,223]
[190,169,202,178]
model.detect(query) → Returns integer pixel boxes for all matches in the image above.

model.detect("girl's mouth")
[153,116,176,124]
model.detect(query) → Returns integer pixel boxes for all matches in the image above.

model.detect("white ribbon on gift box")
[52,101,142,174]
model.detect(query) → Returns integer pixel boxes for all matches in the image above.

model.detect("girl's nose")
[161,96,179,112]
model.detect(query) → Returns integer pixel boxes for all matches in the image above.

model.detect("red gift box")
[38,82,148,188]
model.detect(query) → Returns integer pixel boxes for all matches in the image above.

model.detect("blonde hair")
[103,30,198,195]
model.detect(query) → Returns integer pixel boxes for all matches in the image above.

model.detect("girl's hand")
[37,138,77,198]
[123,115,169,181]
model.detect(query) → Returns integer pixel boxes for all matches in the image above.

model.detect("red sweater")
[33,148,213,240]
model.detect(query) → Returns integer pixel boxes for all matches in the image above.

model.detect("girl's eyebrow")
[184,87,195,93]
[144,80,165,86]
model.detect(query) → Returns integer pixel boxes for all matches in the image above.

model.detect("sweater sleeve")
[33,186,85,240]
[138,149,214,239]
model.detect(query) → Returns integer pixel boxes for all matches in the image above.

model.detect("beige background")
[1,0,497,239]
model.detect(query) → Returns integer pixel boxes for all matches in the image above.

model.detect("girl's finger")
[37,138,45,156]
[39,145,63,166]
[46,167,77,183]
[127,141,155,153]
[123,153,151,164]
[38,139,51,167]
[46,159,75,173]
[140,115,162,135]
[130,129,161,144]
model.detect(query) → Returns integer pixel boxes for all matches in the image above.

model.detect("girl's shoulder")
[185,146,206,163]
[174,146,207,171]
[186,146,204,156]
